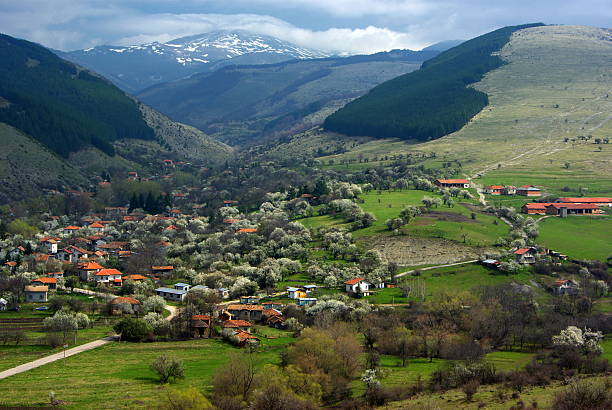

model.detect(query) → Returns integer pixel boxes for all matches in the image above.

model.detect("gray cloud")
[0,1,609,52]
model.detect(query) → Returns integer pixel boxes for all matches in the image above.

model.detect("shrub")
[150,355,185,384]
[552,379,612,410]
[113,317,152,342]
[462,379,480,401]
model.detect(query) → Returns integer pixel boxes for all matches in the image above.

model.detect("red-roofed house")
[192,315,212,338]
[57,246,89,263]
[40,238,59,254]
[545,203,599,216]
[555,279,578,295]
[89,222,105,233]
[110,296,141,314]
[516,185,541,197]
[484,185,504,195]
[46,271,64,279]
[236,228,258,233]
[514,247,537,264]
[345,278,371,297]
[123,274,147,282]
[522,203,552,215]
[94,269,123,285]
[221,320,252,332]
[435,179,470,188]
[152,266,174,276]
[63,225,81,235]
[32,277,58,290]
[226,304,264,322]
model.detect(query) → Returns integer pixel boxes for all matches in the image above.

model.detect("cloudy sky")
[1,0,610,53]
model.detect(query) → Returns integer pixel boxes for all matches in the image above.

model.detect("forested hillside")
[0,34,155,157]
[138,49,437,146]
[323,23,544,141]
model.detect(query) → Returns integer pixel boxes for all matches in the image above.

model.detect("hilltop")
[0,34,232,203]
[59,31,330,93]
[138,49,438,146]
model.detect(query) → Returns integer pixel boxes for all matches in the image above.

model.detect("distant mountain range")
[57,31,331,93]
[137,48,441,146]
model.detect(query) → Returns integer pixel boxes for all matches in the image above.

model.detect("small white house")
[0,298,7,311]
[94,268,123,286]
[174,283,191,292]
[25,285,48,302]
[345,278,371,297]
[41,239,58,254]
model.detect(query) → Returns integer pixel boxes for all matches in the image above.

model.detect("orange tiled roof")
[95,268,123,276]
[345,277,365,285]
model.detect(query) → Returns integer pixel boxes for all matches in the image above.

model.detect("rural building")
[174,283,191,292]
[41,238,58,254]
[191,315,212,338]
[482,259,501,268]
[345,278,371,297]
[78,261,103,281]
[484,185,504,195]
[46,272,64,279]
[226,304,264,322]
[297,297,317,306]
[522,203,552,215]
[56,245,89,263]
[32,277,58,290]
[557,197,612,207]
[0,298,7,310]
[233,330,260,347]
[25,285,48,302]
[152,265,174,276]
[545,203,599,216]
[435,179,470,188]
[514,247,537,264]
[62,226,81,235]
[287,287,307,299]
[155,287,188,302]
[222,320,253,332]
[555,279,579,295]
[123,274,147,282]
[239,296,260,304]
[89,222,105,233]
[94,268,123,285]
[516,185,542,197]
[110,296,141,314]
[502,186,516,195]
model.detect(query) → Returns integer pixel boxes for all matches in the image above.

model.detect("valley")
[0,21,611,410]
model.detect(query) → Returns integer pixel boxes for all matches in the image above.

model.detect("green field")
[0,329,293,409]
[537,216,612,260]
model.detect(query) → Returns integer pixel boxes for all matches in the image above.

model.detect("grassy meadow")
[0,329,293,409]
[537,216,612,260]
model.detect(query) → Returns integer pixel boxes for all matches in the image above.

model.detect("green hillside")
[138,51,435,145]
[0,34,155,157]
[323,23,543,141]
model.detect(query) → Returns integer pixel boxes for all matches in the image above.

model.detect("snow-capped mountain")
[58,31,331,93]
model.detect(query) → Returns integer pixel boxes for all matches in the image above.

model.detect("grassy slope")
[0,329,293,409]
[316,26,612,194]
[537,216,612,260]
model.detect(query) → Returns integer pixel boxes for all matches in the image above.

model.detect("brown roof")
[33,277,57,284]
[227,304,264,311]
[123,274,147,281]
[345,277,366,285]
[546,203,599,210]
[437,179,469,184]
[110,296,140,305]
[25,285,48,292]
[152,266,174,271]
[558,197,612,204]
[222,320,252,328]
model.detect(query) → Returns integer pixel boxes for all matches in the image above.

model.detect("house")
[41,238,58,254]
[236,228,258,234]
[0,298,7,311]
[522,203,552,215]
[110,296,141,314]
[233,330,260,347]
[163,159,175,168]
[557,197,612,207]
[484,185,504,195]
[239,296,260,304]
[32,277,58,290]
[304,285,318,293]
[127,171,139,180]
[435,179,470,189]
[287,287,307,299]
[223,200,238,206]
[516,185,542,197]
[9,246,26,258]
[262,302,285,310]
[62,226,81,235]
[57,246,88,263]
[555,279,579,295]
[46,271,64,279]
[502,186,516,195]
[514,247,537,264]
[191,315,212,338]
[123,274,147,282]
[152,265,174,276]
[94,268,123,285]
[218,288,230,299]
[545,203,600,217]
[226,304,264,322]
[25,285,48,302]
[104,207,129,218]
[78,261,104,281]
[482,259,501,269]
[222,320,252,332]
[89,222,105,233]
[297,297,317,306]
[345,278,371,297]
[155,287,187,302]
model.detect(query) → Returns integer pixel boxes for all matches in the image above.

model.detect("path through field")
[0,336,117,380]
[394,259,478,279]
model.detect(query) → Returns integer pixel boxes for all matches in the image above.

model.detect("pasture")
[537,216,612,261]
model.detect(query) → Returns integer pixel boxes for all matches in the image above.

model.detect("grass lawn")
[0,331,294,409]
[537,216,612,261]
[364,287,407,304]
[0,324,115,372]
[402,263,535,300]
